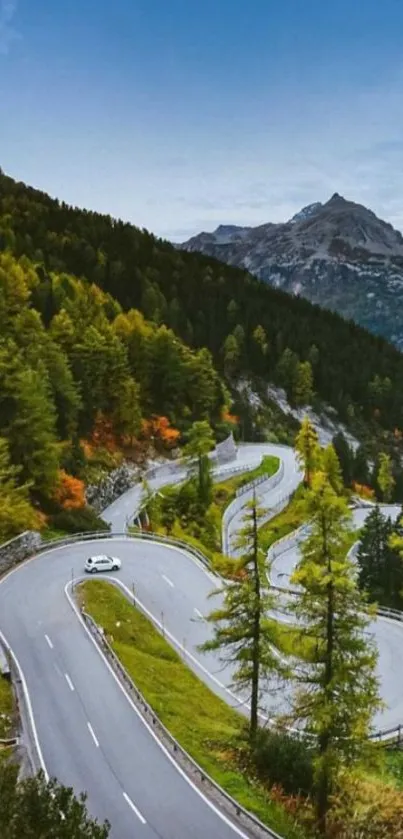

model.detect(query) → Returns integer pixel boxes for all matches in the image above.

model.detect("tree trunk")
[316,513,334,835]
[250,496,261,741]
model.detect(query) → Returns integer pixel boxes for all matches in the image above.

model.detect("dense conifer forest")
[1,168,403,537]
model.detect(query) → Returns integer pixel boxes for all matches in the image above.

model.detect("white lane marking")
[87,722,99,748]
[123,792,147,824]
[162,574,174,588]
[65,583,252,838]
[0,629,49,781]
[65,673,75,692]
[45,634,53,649]
[194,608,204,620]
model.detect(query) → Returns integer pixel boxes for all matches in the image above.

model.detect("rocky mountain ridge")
[181,194,403,349]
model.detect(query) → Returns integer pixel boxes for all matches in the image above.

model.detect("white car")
[84,555,121,574]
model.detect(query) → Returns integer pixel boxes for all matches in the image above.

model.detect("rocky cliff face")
[181,194,403,348]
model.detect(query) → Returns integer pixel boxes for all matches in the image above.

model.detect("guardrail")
[222,462,285,555]
[80,606,284,839]
[37,529,217,574]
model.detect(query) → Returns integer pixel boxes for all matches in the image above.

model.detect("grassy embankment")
[79,579,309,839]
[0,674,15,767]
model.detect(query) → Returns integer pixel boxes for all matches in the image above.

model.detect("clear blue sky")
[2,0,403,240]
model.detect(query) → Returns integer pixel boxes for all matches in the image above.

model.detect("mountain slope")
[2,170,403,448]
[181,194,403,348]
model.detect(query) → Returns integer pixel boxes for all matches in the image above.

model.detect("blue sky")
[2,1,403,240]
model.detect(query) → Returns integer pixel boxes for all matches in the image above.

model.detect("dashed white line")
[123,792,147,824]
[64,673,75,692]
[87,722,99,748]
[44,634,53,649]
[162,574,174,588]
[194,608,204,620]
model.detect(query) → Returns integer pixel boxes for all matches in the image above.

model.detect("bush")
[251,728,315,797]
[50,507,110,534]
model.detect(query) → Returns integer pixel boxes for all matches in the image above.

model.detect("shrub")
[54,469,86,510]
[50,507,110,534]
[251,728,315,797]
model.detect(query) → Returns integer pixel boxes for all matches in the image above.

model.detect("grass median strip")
[79,579,307,839]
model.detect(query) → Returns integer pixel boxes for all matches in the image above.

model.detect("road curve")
[1,445,402,837]
[0,444,296,839]
[269,503,403,731]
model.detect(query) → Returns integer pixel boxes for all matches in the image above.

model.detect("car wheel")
[112,564,118,571]
[91,567,98,574]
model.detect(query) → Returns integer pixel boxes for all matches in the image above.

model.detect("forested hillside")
[2,169,403,539]
[0,247,231,540]
[1,169,403,439]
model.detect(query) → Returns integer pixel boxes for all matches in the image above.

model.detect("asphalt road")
[0,444,294,839]
[1,445,402,837]
[269,502,403,731]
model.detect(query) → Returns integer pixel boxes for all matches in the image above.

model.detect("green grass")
[259,485,306,554]
[213,455,280,514]
[0,675,14,740]
[40,527,70,542]
[80,580,309,839]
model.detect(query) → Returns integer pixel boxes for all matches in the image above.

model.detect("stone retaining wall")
[0,531,42,576]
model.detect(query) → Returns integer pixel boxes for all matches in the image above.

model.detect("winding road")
[0,443,402,837]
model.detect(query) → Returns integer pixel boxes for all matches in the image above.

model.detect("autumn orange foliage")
[54,470,86,510]
[222,409,239,425]
[352,481,375,500]
[91,412,118,452]
[142,416,180,450]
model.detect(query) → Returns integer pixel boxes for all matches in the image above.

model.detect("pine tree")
[295,416,320,487]
[288,472,381,835]
[201,495,283,740]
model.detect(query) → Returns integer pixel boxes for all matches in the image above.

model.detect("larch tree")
[321,443,343,495]
[295,416,320,487]
[377,452,395,502]
[288,472,381,835]
[293,360,314,407]
[201,494,283,741]
[0,437,38,541]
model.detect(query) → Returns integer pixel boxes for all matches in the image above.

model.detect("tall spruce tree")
[201,494,283,740]
[358,506,403,608]
[183,420,215,508]
[288,471,381,835]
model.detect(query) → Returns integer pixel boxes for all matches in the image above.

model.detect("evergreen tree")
[353,445,370,487]
[295,416,320,487]
[183,420,215,508]
[358,507,403,608]
[288,472,381,835]
[332,432,354,487]
[201,495,283,740]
